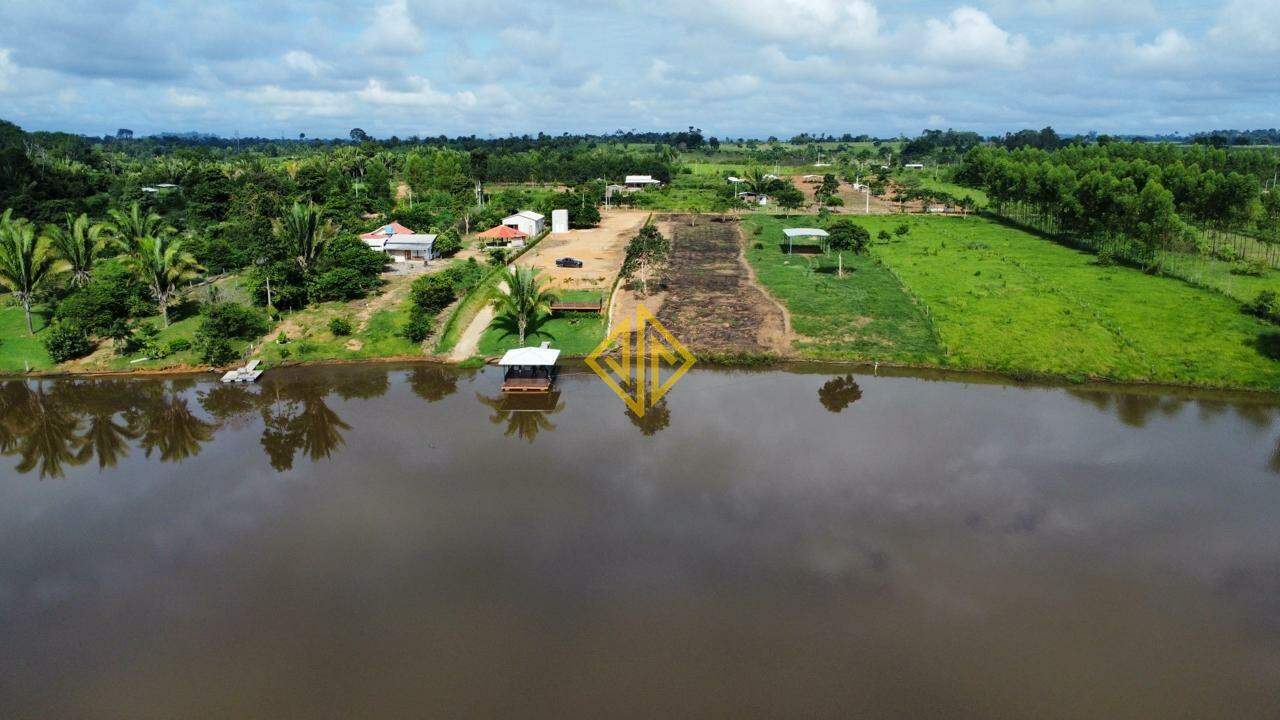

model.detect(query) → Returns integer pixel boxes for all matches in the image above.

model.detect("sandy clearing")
[789,174,896,215]
[515,210,650,290]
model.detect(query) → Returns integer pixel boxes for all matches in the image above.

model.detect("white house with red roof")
[361,222,437,262]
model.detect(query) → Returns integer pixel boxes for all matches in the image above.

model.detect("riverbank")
[7,212,1280,393]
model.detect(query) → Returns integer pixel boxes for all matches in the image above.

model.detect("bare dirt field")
[515,209,650,290]
[789,175,896,214]
[650,215,790,354]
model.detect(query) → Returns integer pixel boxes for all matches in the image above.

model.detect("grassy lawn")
[858,215,1280,389]
[0,304,54,372]
[477,290,605,357]
[743,215,942,362]
[256,299,421,365]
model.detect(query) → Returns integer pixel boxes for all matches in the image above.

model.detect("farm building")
[361,222,437,261]
[904,163,925,170]
[503,210,546,238]
[624,175,663,189]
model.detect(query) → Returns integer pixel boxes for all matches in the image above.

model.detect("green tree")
[107,202,170,255]
[775,185,806,215]
[45,212,107,287]
[273,202,336,279]
[491,265,558,344]
[0,210,64,333]
[131,235,202,326]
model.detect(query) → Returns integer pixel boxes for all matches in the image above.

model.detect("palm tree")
[45,213,107,287]
[0,210,64,334]
[107,202,171,255]
[273,202,336,276]
[130,234,201,326]
[491,265,558,345]
[742,166,782,196]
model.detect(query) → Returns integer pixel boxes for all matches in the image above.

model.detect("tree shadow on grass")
[488,311,555,348]
[1254,332,1280,361]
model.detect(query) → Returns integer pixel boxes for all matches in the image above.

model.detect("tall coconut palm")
[273,202,336,276]
[130,234,201,326]
[491,266,558,345]
[0,210,64,334]
[45,213,107,287]
[107,202,171,255]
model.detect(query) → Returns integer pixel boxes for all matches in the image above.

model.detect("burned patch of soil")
[654,215,789,354]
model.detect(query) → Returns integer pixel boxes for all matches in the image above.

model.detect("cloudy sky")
[0,0,1275,139]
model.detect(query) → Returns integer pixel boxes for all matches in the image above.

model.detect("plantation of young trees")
[958,142,1280,271]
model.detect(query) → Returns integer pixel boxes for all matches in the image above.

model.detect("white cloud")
[1125,29,1196,71]
[647,59,671,84]
[282,51,332,78]
[701,73,762,99]
[359,0,425,54]
[920,7,1028,69]
[694,0,880,51]
[1208,0,1280,55]
[0,49,15,92]
[166,87,212,109]
[992,0,1158,27]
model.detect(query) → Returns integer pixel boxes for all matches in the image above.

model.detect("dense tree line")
[958,142,1280,269]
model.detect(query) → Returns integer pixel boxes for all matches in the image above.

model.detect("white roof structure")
[383,234,436,251]
[783,228,830,238]
[726,176,745,183]
[504,210,545,222]
[625,175,662,185]
[783,227,829,254]
[499,342,561,367]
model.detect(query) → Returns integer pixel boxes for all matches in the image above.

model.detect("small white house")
[904,163,925,170]
[361,222,437,261]
[503,210,546,238]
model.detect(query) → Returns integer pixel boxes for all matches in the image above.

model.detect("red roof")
[477,224,528,239]
[361,221,415,240]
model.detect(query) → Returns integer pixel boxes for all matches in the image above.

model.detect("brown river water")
[2,364,1280,719]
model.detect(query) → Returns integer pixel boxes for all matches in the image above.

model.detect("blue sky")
[0,0,1275,138]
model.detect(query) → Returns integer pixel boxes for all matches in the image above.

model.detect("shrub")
[199,302,270,342]
[54,260,152,334]
[894,223,910,236]
[409,273,458,315]
[877,229,891,241]
[329,317,353,336]
[753,241,764,250]
[487,248,509,266]
[438,258,486,293]
[402,306,434,343]
[42,322,95,363]
[199,337,238,365]
[166,338,192,354]
[1244,291,1280,324]
[1230,258,1267,277]
[311,267,371,302]
[1096,247,1117,266]
[433,229,462,257]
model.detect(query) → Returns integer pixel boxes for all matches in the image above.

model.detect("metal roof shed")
[782,227,829,255]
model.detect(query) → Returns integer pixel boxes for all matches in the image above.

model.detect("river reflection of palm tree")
[198,383,264,425]
[74,380,143,469]
[130,386,216,463]
[476,391,564,443]
[818,375,863,413]
[626,397,671,436]
[6,381,86,479]
[408,366,459,402]
[259,379,350,471]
